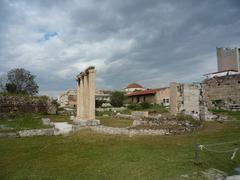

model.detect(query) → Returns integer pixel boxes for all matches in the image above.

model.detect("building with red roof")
[124,83,145,94]
[126,87,170,106]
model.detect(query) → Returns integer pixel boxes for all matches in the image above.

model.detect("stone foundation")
[73,119,100,127]
[75,125,168,137]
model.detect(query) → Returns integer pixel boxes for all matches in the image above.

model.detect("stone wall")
[201,74,240,110]
[0,95,56,114]
[170,83,200,116]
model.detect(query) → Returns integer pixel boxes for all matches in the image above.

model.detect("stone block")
[73,119,100,127]
[18,128,54,137]
[131,111,149,117]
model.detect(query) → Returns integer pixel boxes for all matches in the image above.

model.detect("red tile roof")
[126,83,143,88]
[126,87,169,97]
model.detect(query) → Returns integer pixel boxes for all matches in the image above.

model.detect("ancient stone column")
[83,73,89,119]
[74,66,99,126]
[79,74,84,119]
[88,68,96,120]
[76,78,81,117]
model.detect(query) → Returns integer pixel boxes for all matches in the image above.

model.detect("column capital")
[88,69,96,74]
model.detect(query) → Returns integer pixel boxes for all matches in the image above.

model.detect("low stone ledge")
[85,126,168,137]
[18,128,54,137]
[73,119,100,126]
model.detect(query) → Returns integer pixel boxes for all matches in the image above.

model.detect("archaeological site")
[1,1,240,178]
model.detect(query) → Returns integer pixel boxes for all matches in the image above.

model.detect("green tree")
[6,68,39,95]
[5,83,17,94]
[110,91,126,107]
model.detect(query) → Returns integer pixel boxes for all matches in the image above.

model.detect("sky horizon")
[0,0,240,97]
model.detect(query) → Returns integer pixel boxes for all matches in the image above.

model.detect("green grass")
[44,114,71,123]
[97,116,133,127]
[211,109,240,120]
[128,103,169,113]
[0,114,50,132]
[0,121,240,179]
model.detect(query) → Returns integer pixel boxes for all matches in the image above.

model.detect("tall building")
[217,47,240,72]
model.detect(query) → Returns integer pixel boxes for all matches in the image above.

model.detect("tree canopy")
[1,68,39,95]
[110,91,126,107]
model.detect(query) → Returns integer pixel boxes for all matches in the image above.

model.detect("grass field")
[0,120,240,179]
[44,114,71,123]
[0,114,50,132]
[97,116,133,127]
[211,109,240,120]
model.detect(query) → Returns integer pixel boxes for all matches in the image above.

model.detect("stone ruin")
[115,111,202,134]
[73,66,100,126]
[170,82,200,118]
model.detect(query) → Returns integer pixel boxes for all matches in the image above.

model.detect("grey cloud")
[0,0,240,96]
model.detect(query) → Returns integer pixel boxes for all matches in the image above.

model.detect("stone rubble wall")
[131,111,148,117]
[115,113,135,120]
[96,107,127,112]
[0,95,56,114]
[170,83,200,116]
[77,126,168,136]
[18,128,54,137]
[201,74,240,110]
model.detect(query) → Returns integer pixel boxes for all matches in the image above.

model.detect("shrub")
[110,91,126,107]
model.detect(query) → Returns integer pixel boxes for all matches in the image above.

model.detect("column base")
[73,118,100,126]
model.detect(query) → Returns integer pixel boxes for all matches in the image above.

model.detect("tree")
[5,68,39,95]
[0,75,7,93]
[110,91,126,107]
[5,83,17,93]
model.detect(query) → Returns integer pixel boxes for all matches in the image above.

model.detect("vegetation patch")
[128,103,169,113]
[44,114,71,123]
[97,116,133,127]
[0,113,50,132]
[210,109,240,120]
[0,121,239,179]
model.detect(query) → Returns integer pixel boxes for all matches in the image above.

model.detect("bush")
[96,100,107,108]
[110,91,126,107]
[141,102,151,109]
[127,103,169,113]
[212,99,224,109]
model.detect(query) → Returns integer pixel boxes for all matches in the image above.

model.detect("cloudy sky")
[0,0,240,96]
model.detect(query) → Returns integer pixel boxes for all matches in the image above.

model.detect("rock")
[201,168,227,180]
[18,128,54,137]
[70,116,75,121]
[180,174,189,179]
[73,119,100,127]
[131,111,149,118]
[226,175,240,180]
[132,120,146,126]
[77,125,167,136]
[54,122,73,135]
[42,118,54,126]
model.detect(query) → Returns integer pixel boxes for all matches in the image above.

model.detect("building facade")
[126,87,170,106]
[95,89,112,102]
[59,89,112,108]
[217,47,240,72]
